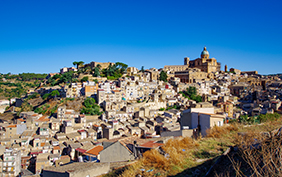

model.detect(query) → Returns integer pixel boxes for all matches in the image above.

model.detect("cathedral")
[163,47,221,73]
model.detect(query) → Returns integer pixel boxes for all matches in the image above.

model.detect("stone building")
[127,67,139,76]
[174,68,209,83]
[42,162,110,177]
[2,148,21,176]
[84,61,115,70]
[163,47,221,74]
[148,70,159,82]
[188,47,221,73]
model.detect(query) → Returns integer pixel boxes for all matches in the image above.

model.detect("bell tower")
[184,57,190,66]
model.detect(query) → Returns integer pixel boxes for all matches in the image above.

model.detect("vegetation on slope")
[104,113,282,177]
[0,73,47,81]
[179,86,202,103]
[80,97,103,115]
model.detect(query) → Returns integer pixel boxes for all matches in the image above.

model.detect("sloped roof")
[138,141,163,149]
[7,124,17,128]
[84,145,103,156]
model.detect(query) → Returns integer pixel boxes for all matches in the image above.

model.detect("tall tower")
[184,57,190,66]
[225,65,228,72]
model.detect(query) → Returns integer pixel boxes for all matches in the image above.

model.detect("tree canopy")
[101,62,128,80]
[81,76,89,82]
[159,70,168,82]
[73,61,84,69]
[80,97,103,115]
[179,86,202,103]
[140,66,145,73]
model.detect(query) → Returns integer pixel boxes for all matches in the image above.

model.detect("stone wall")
[42,162,110,177]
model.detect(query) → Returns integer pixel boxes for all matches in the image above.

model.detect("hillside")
[103,114,282,177]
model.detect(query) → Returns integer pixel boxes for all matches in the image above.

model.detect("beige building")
[126,67,139,76]
[217,102,234,118]
[85,84,99,97]
[5,124,17,138]
[97,89,122,105]
[163,47,221,74]
[148,70,159,82]
[230,68,241,75]
[174,68,210,83]
[163,65,189,72]
[188,47,221,73]
[84,61,115,70]
[2,149,21,176]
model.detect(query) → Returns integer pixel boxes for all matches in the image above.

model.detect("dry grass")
[115,115,282,177]
[228,133,282,177]
[118,161,143,177]
[206,124,239,139]
[118,137,201,177]
[141,137,199,171]
[142,149,170,170]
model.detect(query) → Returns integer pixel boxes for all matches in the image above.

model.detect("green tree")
[186,87,197,97]
[80,97,102,115]
[77,61,84,69]
[27,93,40,100]
[140,66,145,73]
[93,67,100,77]
[51,90,60,97]
[83,97,96,108]
[159,70,167,82]
[81,76,89,82]
[115,62,128,74]
[42,93,51,100]
[73,61,84,69]
[73,61,79,69]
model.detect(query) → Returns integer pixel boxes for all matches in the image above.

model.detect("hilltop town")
[0,47,282,177]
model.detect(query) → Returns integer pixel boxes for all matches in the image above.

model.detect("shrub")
[258,113,280,123]
[206,124,238,138]
[232,132,282,176]
[142,149,169,169]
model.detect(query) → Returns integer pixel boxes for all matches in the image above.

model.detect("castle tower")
[225,65,228,72]
[184,57,190,66]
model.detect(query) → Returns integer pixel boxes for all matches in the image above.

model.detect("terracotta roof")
[30,151,41,155]
[76,148,87,153]
[53,146,61,150]
[18,118,25,122]
[36,116,50,122]
[84,145,103,156]
[40,143,45,147]
[7,124,17,128]
[139,141,163,149]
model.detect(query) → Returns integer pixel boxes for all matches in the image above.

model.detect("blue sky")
[0,0,281,75]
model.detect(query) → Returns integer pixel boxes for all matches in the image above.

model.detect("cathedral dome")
[201,47,209,58]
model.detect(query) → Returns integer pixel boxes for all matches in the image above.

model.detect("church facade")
[163,47,221,73]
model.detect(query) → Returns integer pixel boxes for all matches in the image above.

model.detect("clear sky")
[0,0,281,75]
